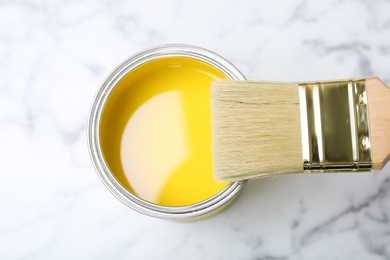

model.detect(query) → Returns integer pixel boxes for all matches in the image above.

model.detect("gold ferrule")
[299,79,372,172]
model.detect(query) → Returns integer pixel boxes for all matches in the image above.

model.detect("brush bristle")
[211,80,303,182]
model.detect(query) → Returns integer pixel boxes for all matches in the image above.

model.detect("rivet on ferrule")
[358,92,367,105]
[299,79,372,172]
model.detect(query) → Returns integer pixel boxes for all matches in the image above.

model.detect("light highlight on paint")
[121,91,189,203]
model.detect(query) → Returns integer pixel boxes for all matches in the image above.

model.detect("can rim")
[87,44,247,220]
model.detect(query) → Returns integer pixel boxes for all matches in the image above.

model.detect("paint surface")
[100,57,229,206]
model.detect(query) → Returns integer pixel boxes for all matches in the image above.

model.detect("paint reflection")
[120,91,189,203]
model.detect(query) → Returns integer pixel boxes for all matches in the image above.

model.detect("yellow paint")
[100,56,229,206]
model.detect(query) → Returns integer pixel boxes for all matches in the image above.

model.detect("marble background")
[1,0,390,259]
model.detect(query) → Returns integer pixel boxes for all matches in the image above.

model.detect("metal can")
[87,44,247,220]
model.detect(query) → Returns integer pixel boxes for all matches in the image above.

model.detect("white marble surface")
[1,0,390,259]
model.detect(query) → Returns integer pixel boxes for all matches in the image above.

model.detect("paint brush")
[211,77,390,182]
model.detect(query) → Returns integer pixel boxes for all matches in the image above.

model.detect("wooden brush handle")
[366,77,390,170]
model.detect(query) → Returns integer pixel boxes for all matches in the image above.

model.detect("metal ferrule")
[299,79,372,172]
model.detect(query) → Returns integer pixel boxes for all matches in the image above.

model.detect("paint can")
[87,44,247,220]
